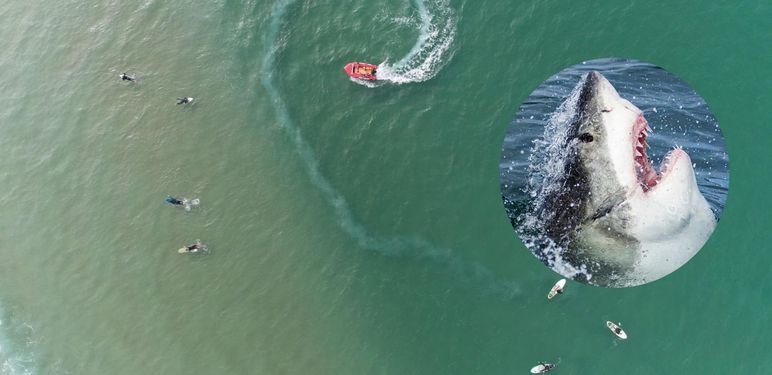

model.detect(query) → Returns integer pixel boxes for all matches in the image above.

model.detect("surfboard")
[178,247,204,254]
[606,321,628,340]
[530,363,555,373]
[547,279,566,299]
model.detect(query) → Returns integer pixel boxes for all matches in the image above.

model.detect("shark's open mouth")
[633,114,658,191]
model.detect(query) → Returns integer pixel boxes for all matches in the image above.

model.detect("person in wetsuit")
[537,362,554,372]
[165,196,184,206]
[120,73,135,81]
[185,240,204,252]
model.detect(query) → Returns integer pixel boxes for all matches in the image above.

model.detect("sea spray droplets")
[520,75,592,281]
[0,303,38,375]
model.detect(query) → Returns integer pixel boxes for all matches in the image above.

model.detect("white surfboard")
[530,363,555,374]
[547,279,566,299]
[606,321,628,340]
[178,246,204,254]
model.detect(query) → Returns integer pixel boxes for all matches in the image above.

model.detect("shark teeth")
[633,114,659,192]
[659,146,684,175]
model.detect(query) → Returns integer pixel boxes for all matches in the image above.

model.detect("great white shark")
[540,71,716,287]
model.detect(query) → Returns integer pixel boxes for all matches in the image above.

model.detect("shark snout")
[583,71,621,112]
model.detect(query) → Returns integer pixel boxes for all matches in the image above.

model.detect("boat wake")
[262,0,517,299]
[355,0,456,87]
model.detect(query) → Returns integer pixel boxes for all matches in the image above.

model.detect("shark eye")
[578,133,594,143]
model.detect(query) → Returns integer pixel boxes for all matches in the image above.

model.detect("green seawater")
[0,0,769,374]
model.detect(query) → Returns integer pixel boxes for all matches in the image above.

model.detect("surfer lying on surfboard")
[530,361,555,373]
[606,321,628,339]
[165,196,200,211]
[179,239,206,254]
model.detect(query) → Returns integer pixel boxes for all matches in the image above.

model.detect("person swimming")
[119,73,135,81]
[166,196,200,211]
[184,240,204,252]
[176,97,193,105]
[165,196,184,206]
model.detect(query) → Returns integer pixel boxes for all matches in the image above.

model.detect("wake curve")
[356,0,457,87]
[261,0,518,299]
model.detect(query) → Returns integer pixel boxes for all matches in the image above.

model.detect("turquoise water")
[0,0,770,374]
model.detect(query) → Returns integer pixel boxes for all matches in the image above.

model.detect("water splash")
[518,75,593,282]
[0,303,37,375]
[261,0,518,299]
[354,0,457,87]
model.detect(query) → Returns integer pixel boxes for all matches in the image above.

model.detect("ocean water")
[0,0,770,374]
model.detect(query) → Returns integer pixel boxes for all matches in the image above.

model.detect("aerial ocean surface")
[0,0,769,374]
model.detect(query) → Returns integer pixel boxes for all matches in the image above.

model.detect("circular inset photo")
[500,58,729,287]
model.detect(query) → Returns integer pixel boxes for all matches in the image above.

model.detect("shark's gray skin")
[539,71,715,287]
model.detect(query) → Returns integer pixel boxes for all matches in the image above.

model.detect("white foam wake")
[261,0,518,299]
[356,0,456,87]
[0,303,37,375]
